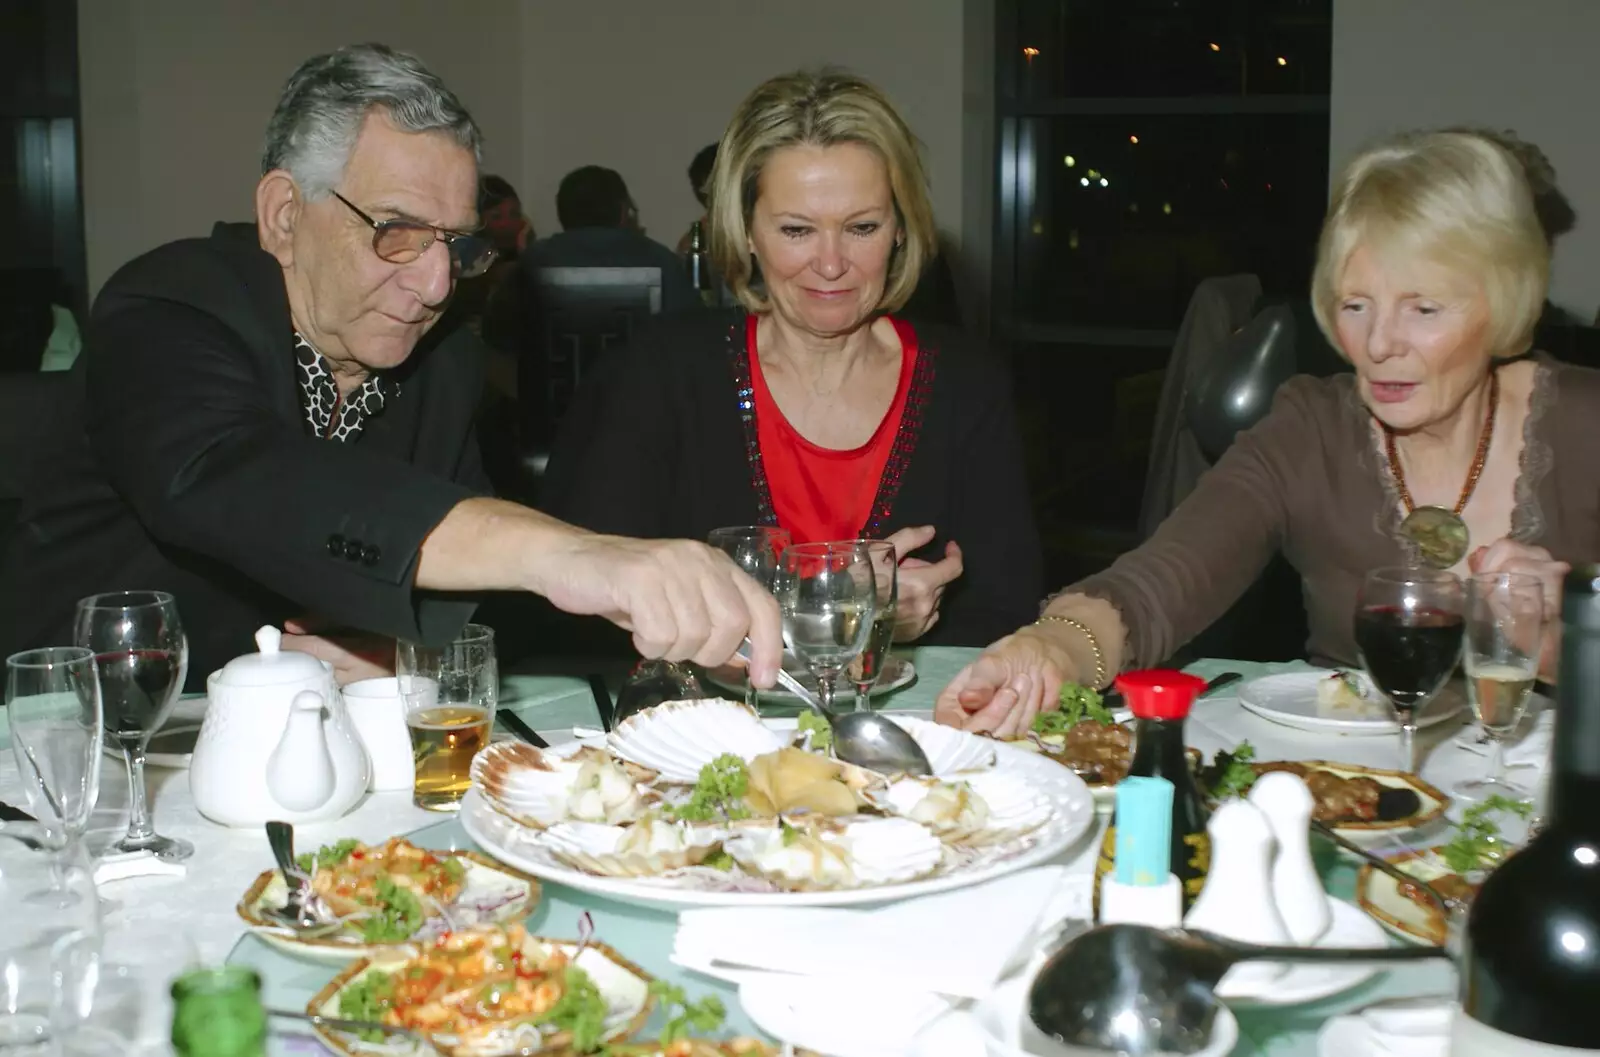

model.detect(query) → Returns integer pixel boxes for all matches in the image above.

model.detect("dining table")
[0,645,1517,1056]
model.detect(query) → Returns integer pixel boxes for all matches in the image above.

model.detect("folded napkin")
[93,850,187,886]
[1454,708,1553,767]
[1321,998,1454,1057]
[673,866,1067,1002]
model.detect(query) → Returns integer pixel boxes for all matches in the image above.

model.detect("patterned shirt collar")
[293,333,388,442]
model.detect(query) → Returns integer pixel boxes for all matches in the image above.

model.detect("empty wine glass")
[776,541,877,716]
[73,591,191,862]
[844,540,897,713]
[0,824,102,1049]
[707,525,792,710]
[1353,567,1465,774]
[1456,572,1544,801]
[4,648,103,858]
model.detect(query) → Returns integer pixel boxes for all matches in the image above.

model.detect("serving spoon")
[259,820,345,938]
[736,638,933,777]
[1027,922,1450,1055]
[1311,818,1460,913]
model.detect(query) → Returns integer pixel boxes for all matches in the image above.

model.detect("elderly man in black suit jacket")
[0,43,780,691]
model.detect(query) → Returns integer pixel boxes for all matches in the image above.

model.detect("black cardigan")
[541,310,1042,646]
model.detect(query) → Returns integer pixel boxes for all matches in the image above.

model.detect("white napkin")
[673,866,1066,1001]
[1454,709,1553,767]
[93,850,187,886]
[1321,998,1454,1057]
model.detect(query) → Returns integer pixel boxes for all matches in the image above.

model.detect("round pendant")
[1400,506,1470,569]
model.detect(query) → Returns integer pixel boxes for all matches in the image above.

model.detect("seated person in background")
[676,142,719,256]
[0,43,781,691]
[523,166,700,314]
[457,174,534,354]
[937,129,1600,737]
[542,69,1043,647]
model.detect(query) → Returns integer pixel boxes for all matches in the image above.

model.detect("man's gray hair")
[261,42,482,200]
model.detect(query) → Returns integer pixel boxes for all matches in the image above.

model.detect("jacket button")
[343,539,363,562]
[327,533,346,557]
[360,544,381,566]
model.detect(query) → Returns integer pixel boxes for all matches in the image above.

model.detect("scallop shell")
[607,698,787,783]
[725,817,945,890]
[471,741,655,828]
[891,716,997,775]
[870,770,1052,845]
[538,819,725,877]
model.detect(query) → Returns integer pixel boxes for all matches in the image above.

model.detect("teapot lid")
[214,626,328,687]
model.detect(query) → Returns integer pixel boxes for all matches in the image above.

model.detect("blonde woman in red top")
[544,69,1042,646]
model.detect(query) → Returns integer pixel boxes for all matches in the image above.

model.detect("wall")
[77,0,975,307]
[1331,0,1600,321]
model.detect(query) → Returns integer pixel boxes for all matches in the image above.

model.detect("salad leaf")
[442,856,467,884]
[669,754,751,822]
[796,711,833,751]
[358,875,425,943]
[295,837,360,875]
[649,980,728,1044]
[538,965,610,1053]
[1206,742,1258,800]
[1442,795,1534,874]
[337,970,395,1043]
[1032,682,1113,736]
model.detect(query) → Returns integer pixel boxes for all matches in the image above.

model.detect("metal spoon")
[737,639,932,777]
[1027,922,1451,1055]
[1311,818,1459,913]
[260,821,343,937]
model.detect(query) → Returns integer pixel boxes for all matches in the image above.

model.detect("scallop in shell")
[873,770,1053,846]
[471,742,654,828]
[539,818,725,877]
[607,699,786,783]
[725,817,945,890]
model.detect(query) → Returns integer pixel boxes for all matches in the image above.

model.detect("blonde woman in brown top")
[938,130,1600,736]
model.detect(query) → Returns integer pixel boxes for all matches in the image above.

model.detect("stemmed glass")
[1456,572,1544,800]
[776,542,878,716]
[0,825,101,1049]
[707,525,792,709]
[1353,567,1465,774]
[844,540,898,713]
[73,591,192,861]
[4,647,103,859]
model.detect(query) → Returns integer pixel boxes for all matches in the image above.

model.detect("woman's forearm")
[1036,592,1130,689]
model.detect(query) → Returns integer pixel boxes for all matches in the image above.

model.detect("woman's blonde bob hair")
[707,68,937,315]
[1311,130,1550,359]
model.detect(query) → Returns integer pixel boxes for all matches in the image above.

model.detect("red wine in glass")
[95,648,183,747]
[1354,606,1466,711]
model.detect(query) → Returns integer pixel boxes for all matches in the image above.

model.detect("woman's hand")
[933,624,1077,738]
[1469,540,1569,681]
[883,525,963,642]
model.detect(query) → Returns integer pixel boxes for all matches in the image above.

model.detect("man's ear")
[256,170,302,267]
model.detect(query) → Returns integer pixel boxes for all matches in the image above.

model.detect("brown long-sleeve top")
[1073,357,1600,669]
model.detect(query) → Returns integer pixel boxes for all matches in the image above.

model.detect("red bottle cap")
[1115,668,1207,720]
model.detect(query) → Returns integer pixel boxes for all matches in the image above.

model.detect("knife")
[1202,671,1244,696]
[0,800,37,823]
[495,708,549,749]
[587,673,615,733]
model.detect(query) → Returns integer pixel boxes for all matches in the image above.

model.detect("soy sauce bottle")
[1093,669,1211,915]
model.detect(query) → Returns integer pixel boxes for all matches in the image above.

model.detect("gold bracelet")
[1034,614,1107,688]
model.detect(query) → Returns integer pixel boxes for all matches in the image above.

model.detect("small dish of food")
[308,923,653,1056]
[1237,670,1467,736]
[238,837,539,963]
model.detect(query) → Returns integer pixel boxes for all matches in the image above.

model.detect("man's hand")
[533,535,783,686]
[280,617,395,686]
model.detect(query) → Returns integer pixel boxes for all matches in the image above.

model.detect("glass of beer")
[397,624,496,811]
[844,540,897,713]
[1457,572,1544,801]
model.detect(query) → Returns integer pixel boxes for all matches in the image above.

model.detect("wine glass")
[1456,572,1544,801]
[0,824,102,1048]
[844,540,898,713]
[73,591,192,861]
[1353,567,1465,774]
[4,647,103,858]
[707,525,792,710]
[776,541,878,716]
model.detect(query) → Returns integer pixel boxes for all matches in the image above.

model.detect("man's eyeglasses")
[332,192,496,279]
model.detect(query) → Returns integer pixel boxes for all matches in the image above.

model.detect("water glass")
[1353,567,1464,773]
[396,624,496,811]
[1456,572,1544,800]
[72,591,191,862]
[707,525,791,710]
[844,540,898,713]
[0,824,102,1051]
[5,648,103,854]
[776,542,877,716]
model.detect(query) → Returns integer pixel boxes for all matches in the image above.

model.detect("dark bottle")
[171,966,268,1057]
[1452,566,1600,1052]
[1093,669,1211,914]
[687,220,713,305]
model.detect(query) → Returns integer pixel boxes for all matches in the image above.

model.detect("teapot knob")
[255,625,283,656]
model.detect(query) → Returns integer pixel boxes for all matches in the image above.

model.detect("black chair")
[0,371,73,557]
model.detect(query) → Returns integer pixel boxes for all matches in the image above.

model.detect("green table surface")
[229,648,1454,1055]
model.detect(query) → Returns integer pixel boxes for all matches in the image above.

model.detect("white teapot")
[190,626,371,827]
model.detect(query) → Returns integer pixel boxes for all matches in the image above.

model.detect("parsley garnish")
[668,754,751,822]
[1207,742,1258,800]
[538,965,610,1053]
[442,856,467,884]
[1032,683,1114,736]
[358,875,425,943]
[1442,795,1534,874]
[294,837,359,875]
[336,970,395,1042]
[648,980,728,1044]
[796,711,833,751]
